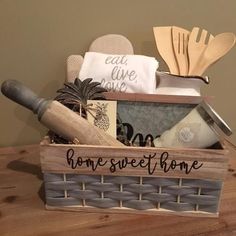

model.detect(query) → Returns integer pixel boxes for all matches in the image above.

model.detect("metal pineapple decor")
[49,78,107,143]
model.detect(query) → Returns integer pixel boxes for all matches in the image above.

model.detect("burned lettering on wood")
[66,148,203,175]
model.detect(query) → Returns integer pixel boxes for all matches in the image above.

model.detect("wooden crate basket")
[40,94,229,217]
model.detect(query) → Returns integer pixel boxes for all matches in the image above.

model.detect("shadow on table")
[7,159,45,203]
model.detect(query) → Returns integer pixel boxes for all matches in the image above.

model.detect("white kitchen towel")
[79,52,159,93]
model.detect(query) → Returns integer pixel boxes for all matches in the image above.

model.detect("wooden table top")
[0,143,236,236]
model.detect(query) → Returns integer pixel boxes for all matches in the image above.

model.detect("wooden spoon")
[172,26,190,76]
[191,32,236,75]
[153,26,179,75]
[188,27,214,75]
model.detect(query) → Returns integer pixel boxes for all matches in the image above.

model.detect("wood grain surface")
[0,143,236,236]
[40,101,123,147]
[40,143,229,180]
[104,92,207,104]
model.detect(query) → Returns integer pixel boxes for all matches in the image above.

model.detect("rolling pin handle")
[1,80,48,116]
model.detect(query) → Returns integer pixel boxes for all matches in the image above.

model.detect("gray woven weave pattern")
[44,173,222,213]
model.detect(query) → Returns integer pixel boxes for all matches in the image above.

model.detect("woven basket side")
[44,173,222,213]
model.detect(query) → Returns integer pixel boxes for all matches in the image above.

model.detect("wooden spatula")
[153,26,179,75]
[188,27,214,75]
[172,26,190,76]
[191,32,236,75]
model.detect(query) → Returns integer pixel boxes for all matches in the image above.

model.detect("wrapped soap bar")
[154,101,232,148]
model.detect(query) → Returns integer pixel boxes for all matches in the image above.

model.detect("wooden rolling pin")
[1,80,123,146]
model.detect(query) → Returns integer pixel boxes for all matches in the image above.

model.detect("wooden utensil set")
[153,26,236,76]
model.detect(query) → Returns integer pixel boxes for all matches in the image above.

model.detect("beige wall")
[0,0,235,147]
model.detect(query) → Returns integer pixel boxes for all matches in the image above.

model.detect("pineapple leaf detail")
[50,78,108,144]
[54,78,107,109]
